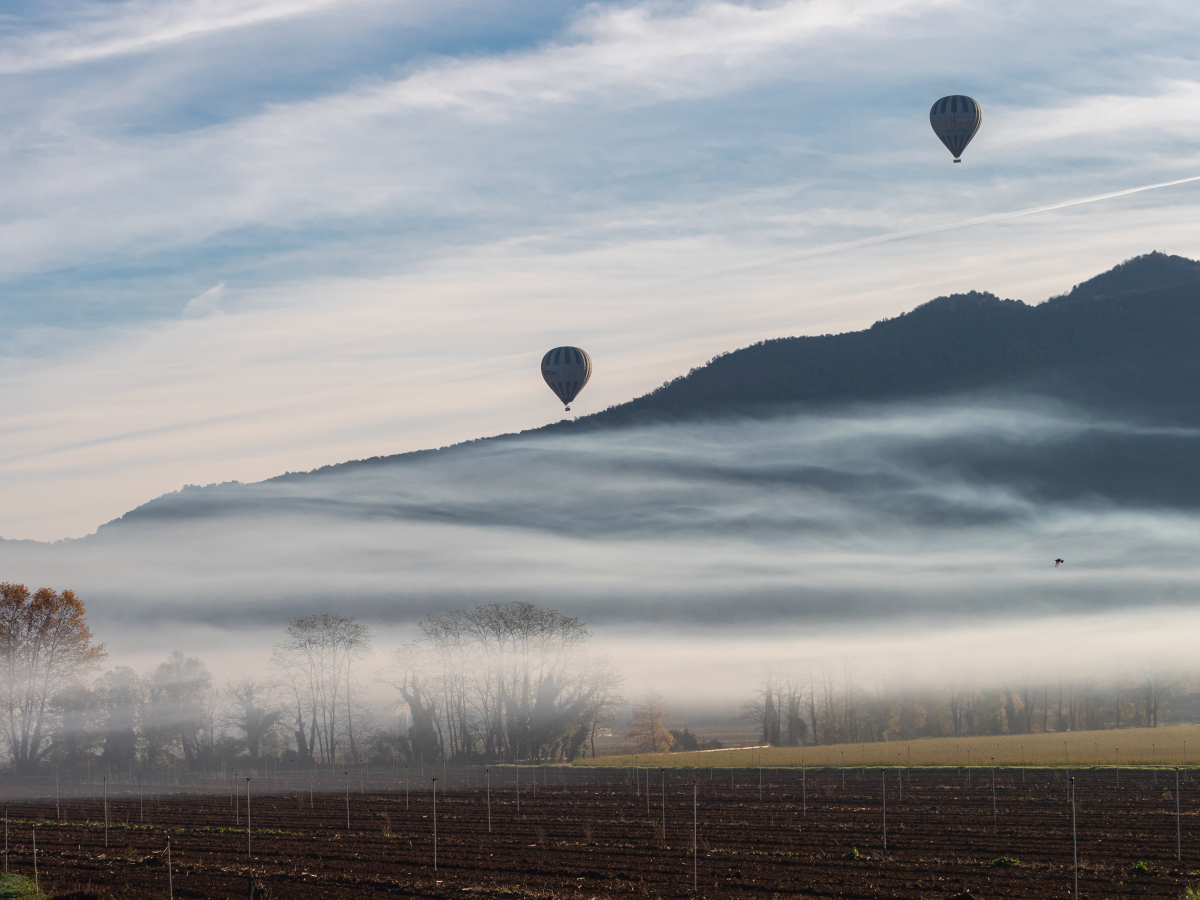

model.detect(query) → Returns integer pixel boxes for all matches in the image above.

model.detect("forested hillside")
[561,251,1200,429]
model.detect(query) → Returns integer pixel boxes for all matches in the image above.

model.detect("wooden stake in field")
[990,759,996,832]
[406,765,409,810]
[32,825,37,898]
[167,838,173,899]
[486,767,491,833]
[310,767,314,809]
[235,772,240,823]
[246,777,252,859]
[881,769,887,852]
[841,750,845,789]
[1153,744,1157,784]
[1070,776,1078,900]
[1176,767,1182,861]
[802,758,806,819]
[432,776,438,874]
[4,806,7,873]
[345,771,351,831]
[661,768,666,838]
[516,764,520,815]
[103,776,108,848]
[691,777,700,897]
[1021,745,1024,783]
[138,773,141,822]
[1116,748,1120,788]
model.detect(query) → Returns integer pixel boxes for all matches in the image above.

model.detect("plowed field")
[4,768,1197,898]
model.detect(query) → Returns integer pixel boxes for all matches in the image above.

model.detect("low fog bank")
[4,394,1200,638]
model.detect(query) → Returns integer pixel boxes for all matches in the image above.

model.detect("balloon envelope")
[541,346,593,408]
[929,95,982,161]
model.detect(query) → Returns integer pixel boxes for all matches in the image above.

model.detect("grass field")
[577,724,1200,769]
[0,875,39,899]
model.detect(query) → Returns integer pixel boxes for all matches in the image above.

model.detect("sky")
[3,0,1200,542]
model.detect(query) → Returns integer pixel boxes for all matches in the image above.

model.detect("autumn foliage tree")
[0,584,106,774]
[627,689,673,753]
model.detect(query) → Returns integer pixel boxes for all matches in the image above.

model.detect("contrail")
[696,174,1200,281]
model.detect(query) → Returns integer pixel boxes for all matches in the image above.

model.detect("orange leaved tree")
[0,584,107,774]
[627,689,674,753]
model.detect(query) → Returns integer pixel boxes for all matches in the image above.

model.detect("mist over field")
[3,391,1199,702]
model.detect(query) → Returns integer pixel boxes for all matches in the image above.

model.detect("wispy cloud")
[0,0,372,73]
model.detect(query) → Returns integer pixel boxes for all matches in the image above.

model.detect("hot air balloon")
[929,95,982,162]
[541,346,592,411]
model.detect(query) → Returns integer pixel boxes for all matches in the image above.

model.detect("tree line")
[744,661,1190,747]
[0,584,622,775]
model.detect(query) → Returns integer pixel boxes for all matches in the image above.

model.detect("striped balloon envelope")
[929,95,982,162]
[540,346,592,411]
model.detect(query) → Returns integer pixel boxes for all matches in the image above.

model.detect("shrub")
[991,857,1020,868]
[0,874,39,899]
[670,729,700,752]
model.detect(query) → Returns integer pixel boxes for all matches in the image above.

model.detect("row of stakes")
[0,759,1191,899]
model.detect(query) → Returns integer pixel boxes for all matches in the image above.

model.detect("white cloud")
[182,281,224,317]
[0,0,378,73]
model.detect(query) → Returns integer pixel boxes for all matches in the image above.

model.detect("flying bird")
[1054,559,1065,567]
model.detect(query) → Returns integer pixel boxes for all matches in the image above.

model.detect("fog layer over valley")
[3,397,1200,683]
[5,253,1200,700]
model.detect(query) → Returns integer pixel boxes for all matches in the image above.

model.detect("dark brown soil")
[2,767,1197,898]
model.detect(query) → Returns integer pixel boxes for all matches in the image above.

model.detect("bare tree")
[387,601,621,763]
[746,664,806,746]
[51,683,102,771]
[147,652,212,771]
[271,614,370,765]
[586,664,624,758]
[1142,666,1174,728]
[96,666,142,775]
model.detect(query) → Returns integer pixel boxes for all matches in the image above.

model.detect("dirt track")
[5,767,1197,898]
